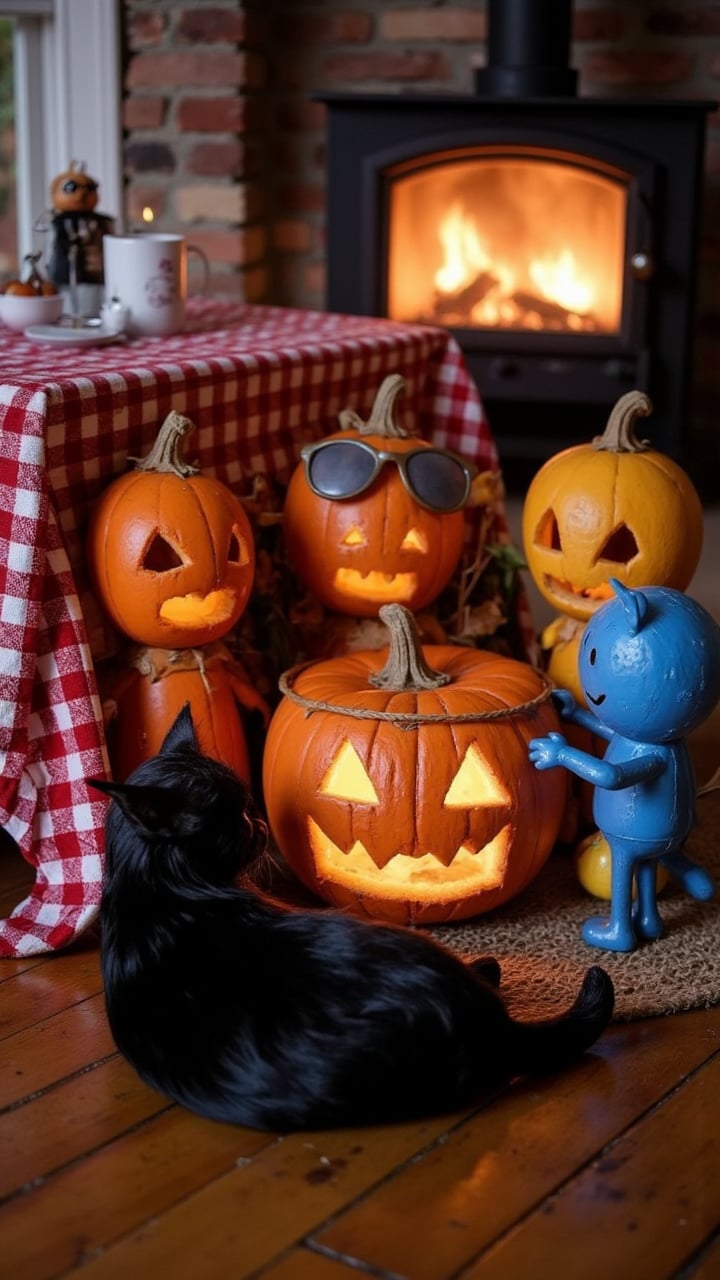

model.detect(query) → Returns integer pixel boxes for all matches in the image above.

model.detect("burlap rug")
[430,788,720,1023]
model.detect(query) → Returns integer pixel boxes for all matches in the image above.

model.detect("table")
[0,299,528,957]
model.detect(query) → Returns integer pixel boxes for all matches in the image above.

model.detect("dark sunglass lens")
[307,441,377,498]
[406,451,468,510]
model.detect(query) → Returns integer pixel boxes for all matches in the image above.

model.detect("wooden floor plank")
[684,1230,720,1279]
[0,945,103,1040]
[257,1248,376,1279]
[310,1008,720,1280]
[0,993,115,1110]
[55,1111,474,1279]
[0,1056,167,1200]
[459,1053,720,1280]
[0,1108,272,1280]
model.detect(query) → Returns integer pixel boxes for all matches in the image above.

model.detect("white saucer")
[24,322,127,346]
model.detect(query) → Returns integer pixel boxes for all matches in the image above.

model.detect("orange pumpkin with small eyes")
[50,161,101,213]
[86,411,255,650]
[282,375,468,618]
[263,604,566,925]
[522,390,703,701]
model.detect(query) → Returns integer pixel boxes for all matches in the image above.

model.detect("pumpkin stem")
[370,604,451,691]
[338,374,409,439]
[592,389,652,453]
[135,410,200,476]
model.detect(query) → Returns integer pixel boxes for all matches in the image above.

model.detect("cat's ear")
[161,703,198,755]
[88,777,187,840]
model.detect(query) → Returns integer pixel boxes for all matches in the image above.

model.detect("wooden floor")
[1,846,718,1280]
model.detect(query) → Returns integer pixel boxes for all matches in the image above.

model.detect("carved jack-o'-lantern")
[282,375,472,618]
[86,411,255,650]
[522,390,703,625]
[522,390,703,703]
[50,161,101,214]
[262,604,566,925]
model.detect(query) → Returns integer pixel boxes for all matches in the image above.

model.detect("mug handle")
[187,244,210,297]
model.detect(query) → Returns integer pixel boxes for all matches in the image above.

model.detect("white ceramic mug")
[102,233,209,337]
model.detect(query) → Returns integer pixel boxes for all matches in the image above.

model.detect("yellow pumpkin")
[522,390,703,625]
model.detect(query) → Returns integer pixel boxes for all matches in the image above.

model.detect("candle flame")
[141,207,155,225]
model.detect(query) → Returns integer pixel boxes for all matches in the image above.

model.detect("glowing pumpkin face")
[522,390,703,623]
[262,605,566,925]
[87,411,255,648]
[282,375,470,618]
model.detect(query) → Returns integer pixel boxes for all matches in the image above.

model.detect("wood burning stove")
[320,0,716,472]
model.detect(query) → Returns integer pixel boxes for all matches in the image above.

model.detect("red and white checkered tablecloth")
[0,299,529,957]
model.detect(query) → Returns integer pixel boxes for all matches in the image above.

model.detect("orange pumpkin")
[282,375,469,618]
[103,643,268,782]
[262,604,566,925]
[522,390,703,626]
[86,411,255,649]
[50,161,101,213]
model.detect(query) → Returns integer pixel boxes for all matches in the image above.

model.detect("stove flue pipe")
[474,0,578,98]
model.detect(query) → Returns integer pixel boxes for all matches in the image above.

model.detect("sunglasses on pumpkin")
[300,439,476,513]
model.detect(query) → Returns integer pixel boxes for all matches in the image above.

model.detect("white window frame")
[1,0,123,262]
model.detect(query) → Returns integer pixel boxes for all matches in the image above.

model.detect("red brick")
[303,260,326,298]
[275,100,327,134]
[646,7,720,36]
[177,7,246,44]
[241,264,270,304]
[274,13,373,46]
[572,9,625,41]
[124,141,177,174]
[186,141,245,178]
[176,97,247,133]
[582,49,694,87]
[122,95,167,130]
[380,8,486,41]
[126,50,245,90]
[273,219,313,253]
[320,50,451,84]
[127,12,166,48]
[277,181,326,214]
[183,228,264,265]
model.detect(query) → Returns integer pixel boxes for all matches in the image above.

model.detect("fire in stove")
[387,154,627,335]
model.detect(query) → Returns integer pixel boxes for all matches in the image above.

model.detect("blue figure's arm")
[551,689,614,741]
[529,732,666,790]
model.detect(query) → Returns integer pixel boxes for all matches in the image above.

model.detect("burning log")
[433,271,500,320]
[511,289,589,326]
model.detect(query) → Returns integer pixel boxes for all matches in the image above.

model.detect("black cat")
[91,706,615,1131]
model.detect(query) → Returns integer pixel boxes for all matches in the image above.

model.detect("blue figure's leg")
[582,838,637,952]
[660,849,715,901]
[632,859,664,941]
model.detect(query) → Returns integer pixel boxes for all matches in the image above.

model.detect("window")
[0,0,121,275]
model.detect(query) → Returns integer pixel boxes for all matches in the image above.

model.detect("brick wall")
[120,0,720,475]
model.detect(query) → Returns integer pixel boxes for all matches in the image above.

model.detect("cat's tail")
[505,965,615,1076]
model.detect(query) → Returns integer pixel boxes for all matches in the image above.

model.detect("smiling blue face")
[579,581,720,743]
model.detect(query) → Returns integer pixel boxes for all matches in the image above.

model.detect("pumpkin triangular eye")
[228,527,249,565]
[319,740,379,803]
[443,743,510,808]
[142,533,184,572]
[341,526,366,547]
[534,509,562,552]
[400,527,428,552]
[595,523,638,564]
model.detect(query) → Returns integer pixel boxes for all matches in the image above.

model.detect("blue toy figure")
[529,580,720,952]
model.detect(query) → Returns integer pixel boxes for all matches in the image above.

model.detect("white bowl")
[0,291,65,332]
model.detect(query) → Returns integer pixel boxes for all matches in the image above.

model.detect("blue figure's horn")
[610,578,649,635]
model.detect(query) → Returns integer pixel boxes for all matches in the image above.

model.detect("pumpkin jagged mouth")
[543,575,615,610]
[159,587,236,627]
[307,816,511,901]
[332,569,417,603]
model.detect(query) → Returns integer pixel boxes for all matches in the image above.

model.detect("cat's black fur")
[91,706,615,1132]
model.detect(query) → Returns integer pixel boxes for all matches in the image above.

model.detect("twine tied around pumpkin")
[278,603,555,728]
[592,389,652,453]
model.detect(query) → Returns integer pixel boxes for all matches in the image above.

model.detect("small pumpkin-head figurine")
[86,411,255,649]
[263,603,566,925]
[282,374,474,618]
[50,160,101,214]
[522,389,704,701]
